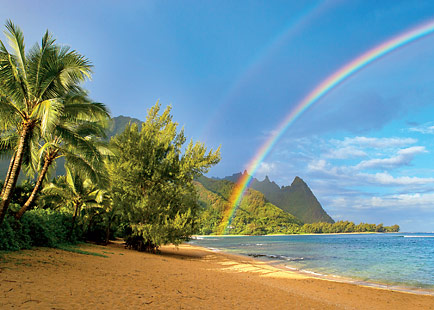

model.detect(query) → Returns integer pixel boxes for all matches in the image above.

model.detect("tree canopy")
[108,102,220,250]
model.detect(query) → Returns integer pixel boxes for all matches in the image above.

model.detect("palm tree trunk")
[15,153,55,220]
[85,213,95,236]
[1,152,16,196]
[69,204,81,240]
[0,121,33,224]
[105,216,112,245]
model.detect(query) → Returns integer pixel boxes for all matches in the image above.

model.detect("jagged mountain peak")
[222,172,334,224]
[292,176,305,185]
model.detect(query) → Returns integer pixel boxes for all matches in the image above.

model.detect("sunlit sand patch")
[214,258,310,279]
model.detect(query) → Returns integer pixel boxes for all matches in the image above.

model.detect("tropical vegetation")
[0,21,221,252]
[0,19,99,223]
[0,21,399,254]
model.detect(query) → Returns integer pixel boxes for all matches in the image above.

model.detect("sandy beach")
[1,242,433,309]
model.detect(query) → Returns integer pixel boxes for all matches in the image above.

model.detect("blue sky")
[3,1,434,231]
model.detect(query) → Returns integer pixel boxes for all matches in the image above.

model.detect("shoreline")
[1,242,433,309]
[191,233,434,295]
[192,242,434,296]
[271,260,434,296]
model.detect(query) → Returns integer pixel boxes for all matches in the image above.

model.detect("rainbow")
[218,19,434,235]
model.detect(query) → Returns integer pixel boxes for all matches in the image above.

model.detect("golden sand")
[1,242,433,309]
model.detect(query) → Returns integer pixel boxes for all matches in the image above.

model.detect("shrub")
[0,209,83,251]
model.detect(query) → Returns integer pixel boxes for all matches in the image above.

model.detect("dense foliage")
[108,103,220,251]
[0,209,82,251]
[301,221,400,233]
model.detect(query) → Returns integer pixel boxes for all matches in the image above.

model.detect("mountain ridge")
[223,171,334,224]
[194,175,303,235]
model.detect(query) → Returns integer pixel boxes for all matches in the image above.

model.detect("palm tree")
[41,165,108,238]
[0,20,92,223]
[14,90,110,219]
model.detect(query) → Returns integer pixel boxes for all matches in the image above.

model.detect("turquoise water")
[189,233,434,291]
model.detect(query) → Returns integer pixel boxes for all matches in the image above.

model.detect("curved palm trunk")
[15,152,55,220]
[1,152,16,196]
[0,122,33,224]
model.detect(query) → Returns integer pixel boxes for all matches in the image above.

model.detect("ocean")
[189,233,434,293]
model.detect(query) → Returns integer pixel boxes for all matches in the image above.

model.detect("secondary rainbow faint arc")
[201,1,334,139]
[218,19,434,235]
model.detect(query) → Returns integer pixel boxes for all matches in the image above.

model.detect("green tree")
[14,90,110,219]
[108,102,220,251]
[0,20,92,224]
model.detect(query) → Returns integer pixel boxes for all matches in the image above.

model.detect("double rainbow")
[218,19,434,235]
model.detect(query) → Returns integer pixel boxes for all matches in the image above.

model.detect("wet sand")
[1,242,433,309]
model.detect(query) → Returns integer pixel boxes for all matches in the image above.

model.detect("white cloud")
[307,159,342,176]
[329,192,434,211]
[255,162,277,175]
[362,171,434,186]
[325,146,367,159]
[409,122,434,134]
[335,136,417,148]
[307,159,327,171]
[307,159,434,187]
[355,146,427,170]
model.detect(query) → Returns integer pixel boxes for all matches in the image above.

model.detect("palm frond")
[30,98,63,134]
[64,152,108,188]
[0,39,27,105]
[0,130,18,152]
[63,102,110,124]
[64,165,77,195]
[41,181,74,207]
[4,20,28,83]
[0,100,25,129]
[94,142,115,158]
[26,30,56,98]
[59,48,92,84]
[20,128,42,177]
[37,44,92,100]
[53,124,105,162]
[74,121,107,139]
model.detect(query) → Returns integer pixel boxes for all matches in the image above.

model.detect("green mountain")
[224,171,334,224]
[195,175,302,235]
[106,115,142,139]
